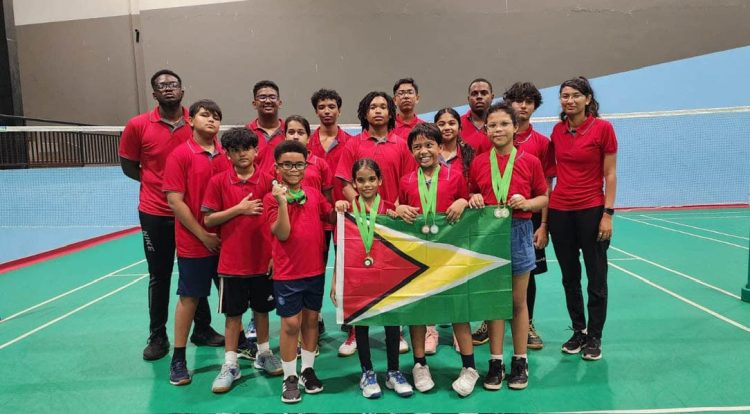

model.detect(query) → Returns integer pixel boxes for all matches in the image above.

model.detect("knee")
[281,318,301,336]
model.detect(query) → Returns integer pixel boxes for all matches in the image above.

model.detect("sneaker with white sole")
[482,359,505,390]
[399,335,409,354]
[411,363,435,392]
[359,370,382,399]
[281,375,301,403]
[254,350,283,376]
[237,337,257,361]
[452,366,480,397]
[527,321,544,350]
[211,363,241,393]
[300,367,324,394]
[507,356,529,390]
[425,326,439,355]
[338,328,357,357]
[385,370,413,397]
[562,330,587,354]
[471,321,489,345]
[581,336,602,361]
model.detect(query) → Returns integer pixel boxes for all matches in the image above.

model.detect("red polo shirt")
[202,168,274,276]
[393,114,425,140]
[549,115,618,211]
[264,186,333,280]
[335,131,416,204]
[468,149,547,220]
[398,167,469,214]
[460,110,492,154]
[309,127,352,202]
[515,124,556,179]
[246,118,285,174]
[119,106,192,216]
[162,138,231,258]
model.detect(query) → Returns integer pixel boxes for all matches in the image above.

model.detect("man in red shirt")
[119,70,223,362]
[246,80,285,174]
[392,78,425,139]
[460,78,494,154]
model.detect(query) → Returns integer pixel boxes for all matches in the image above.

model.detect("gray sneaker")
[281,375,302,403]
[254,350,283,376]
[211,363,241,393]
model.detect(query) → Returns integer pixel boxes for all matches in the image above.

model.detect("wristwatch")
[604,208,615,216]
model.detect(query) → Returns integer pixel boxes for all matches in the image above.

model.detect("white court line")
[618,216,748,250]
[0,274,148,350]
[610,246,740,300]
[547,258,637,263]
[609,262,750,334]
[556,405,750,413]
[634,215,750,220]
[0,259,146,324]
[640,215,749,240]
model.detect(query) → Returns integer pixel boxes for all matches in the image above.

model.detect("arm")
[533,176,553,249]
[167,192,220,253]
[598,153,617,241]
[120,157,141,182]
[269,184,291,241]
[204,194,262,228]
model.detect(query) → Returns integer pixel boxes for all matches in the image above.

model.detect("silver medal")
[500,206,510,218]
[430,224,439,234]
[421,225,430,234]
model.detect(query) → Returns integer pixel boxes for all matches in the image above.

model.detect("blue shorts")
[176,256,219,297]
[511,219,536,276]
[273,275,325,317]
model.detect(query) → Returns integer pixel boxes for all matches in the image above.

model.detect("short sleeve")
[335,139,358,182]
[119,118,142,161]
[264,192,279,227]
[162,150,187,193]
[201,175,223,212]
[319,158,334,191]
[599,120,618,154]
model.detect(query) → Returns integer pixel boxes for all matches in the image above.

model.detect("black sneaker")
[169,359,191,386]
[527,322,544,350]
[143,335,170,361]
[471,321,489,345]
[581,336,602,361]
[281,375,302,403]
[507,356,529,390]
[190,327,225,347]
[238,337,258,361]
[300,367,324,394]
[561,330,587,354]
[482,359,505,390]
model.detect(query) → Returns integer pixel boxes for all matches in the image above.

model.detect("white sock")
[513,353,527,360]
[490,353,503,361]
[258,341,270,354]
[282,358,297,379]
[301,349,316,371]
[225,351,238,366]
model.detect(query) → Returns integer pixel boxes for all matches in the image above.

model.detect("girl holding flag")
[468,102,548,391]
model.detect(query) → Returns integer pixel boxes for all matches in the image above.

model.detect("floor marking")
[618,216,748,250]
[0,274,148,350]
[640,215,749,240]
[610,246,740,300]
[546,258,637,263]
[609,262,750,334]
[557,406,750,413]
[0,259,146,324]
[633,215,749,220]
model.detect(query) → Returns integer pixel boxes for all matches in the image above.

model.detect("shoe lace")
[389,371,407,384]
[284,376,298,391]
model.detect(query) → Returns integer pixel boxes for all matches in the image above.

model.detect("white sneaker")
[452,367,480,397]
[385,370,413,397]
[359,370,382,399]
[399,335,409,354]
[338,328,357,357]
[411,363,435,392]
[211,363,241,393]
[425,326,439,355]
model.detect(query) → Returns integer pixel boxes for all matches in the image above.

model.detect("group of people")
[118,70,618,403]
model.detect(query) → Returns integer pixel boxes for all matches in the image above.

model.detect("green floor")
[1,208,749,413]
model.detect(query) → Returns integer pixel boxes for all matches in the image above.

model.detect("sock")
[414,356,427,367]
[300,349,316,371]
[225,351,238,366]
[282,358,297,379]
[172,347,186,362]
[461,353,475,369]
[490,353,503,361]
[513,353,527,360]
[258,341,270,354]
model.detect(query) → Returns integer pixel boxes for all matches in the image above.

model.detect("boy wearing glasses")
[246,80,285,174]
[392,78,425,139]
[264,140,336,403]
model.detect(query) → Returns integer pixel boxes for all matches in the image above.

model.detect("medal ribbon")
[352,194,380,256]
[490,147,517,206]
[285,187,306,204]
[417,165,440,225]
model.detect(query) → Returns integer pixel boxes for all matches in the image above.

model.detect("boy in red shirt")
[162,100,231,386]
[392,78,425,139]
[246,80,286,174]
[460,78,494,154]
[265,140,336,403]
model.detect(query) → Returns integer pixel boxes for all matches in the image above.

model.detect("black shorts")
[273,275,324,317]
[530,212,548,275]
[176,256,219,297]
[218,274,276,316]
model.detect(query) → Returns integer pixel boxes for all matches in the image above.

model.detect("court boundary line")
[618,216,748,250]
[632,215,750,220]
[0,274,148,350]
[0,259,146,324]
[556,405,750,413]
[610,246,740,300]
[640,215,749,240]
[609,262,750,334]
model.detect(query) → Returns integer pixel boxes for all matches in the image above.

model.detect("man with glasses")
[246,80,285,174]
[119,69,224,361]
[392,78,425,139]
[460,78,494,154]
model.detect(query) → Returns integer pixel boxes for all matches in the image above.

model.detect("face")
[394,83,419,114]
[410,135,442,169]
[485,110,517,149]
[252,86,282,117]
[152,74,184,106]
[560,86,591,118]
[285,120,309,146]
[468,81,494,115]
[367,96,389,128]
[188,107,221,137]
[436,112,460,145]
[510,98,536,123]
[353,167,382,200]
[315,98,340,127]
[275,152,306,186]
[227,147,257,169]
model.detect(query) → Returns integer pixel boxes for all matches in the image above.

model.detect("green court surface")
[1,208,749,413]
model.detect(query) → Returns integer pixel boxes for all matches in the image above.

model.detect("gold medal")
[363,256,374,267]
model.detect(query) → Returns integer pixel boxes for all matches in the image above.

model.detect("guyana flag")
[335,207,512,326]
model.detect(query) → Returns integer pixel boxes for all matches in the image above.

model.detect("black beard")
[157,98,182,112]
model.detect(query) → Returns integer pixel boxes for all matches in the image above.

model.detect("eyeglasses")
[560,93,585,101]
[255,95,279,102]
[485,121,513,130]
[395,90,416,97]
[155,81,181,91]
[277,161,307,171]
